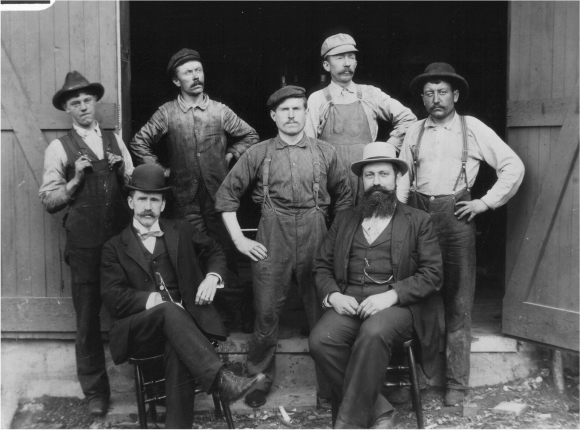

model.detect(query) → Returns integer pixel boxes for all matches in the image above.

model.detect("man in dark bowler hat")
[39,71,134,416]
[216,86,352,408]
[309,142,443,429]
[130,48,260,329]
[398,63,524,405]
[100,164,264,429]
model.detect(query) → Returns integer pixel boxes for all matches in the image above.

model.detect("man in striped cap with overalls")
[215,86,352,408]
[397,63,525,406]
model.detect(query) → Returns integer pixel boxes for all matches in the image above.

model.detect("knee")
[358,322,392,348]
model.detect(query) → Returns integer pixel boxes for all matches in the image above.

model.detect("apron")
[319,85,373,206]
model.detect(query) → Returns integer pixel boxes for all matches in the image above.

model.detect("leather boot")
[212,368,265,403]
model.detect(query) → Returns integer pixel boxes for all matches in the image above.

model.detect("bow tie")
[139,230,164,240]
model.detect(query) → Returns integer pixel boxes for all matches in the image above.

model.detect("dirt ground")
[10,370,579,429]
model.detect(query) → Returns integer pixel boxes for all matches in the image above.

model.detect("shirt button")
[160,285,165,290]
[197,153,201,157]
[293,163,296,166]
[430,196,435,201]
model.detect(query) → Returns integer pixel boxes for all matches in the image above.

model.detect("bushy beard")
[360,185,397,219]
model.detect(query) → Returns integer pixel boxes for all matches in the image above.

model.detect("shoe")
[88,397,108,417]
[317,396,332,410]
[213,368,264,403]
[444,388,465,406]
[245,389,267,408]
[371,410,396,429]
[386,387,410,404]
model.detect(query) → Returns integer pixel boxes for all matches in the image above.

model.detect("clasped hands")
[329,290,399,320]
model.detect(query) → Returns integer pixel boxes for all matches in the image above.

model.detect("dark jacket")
[100,218,228,364]
[313,203,443,377]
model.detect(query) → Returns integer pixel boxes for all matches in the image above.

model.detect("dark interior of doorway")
[129,2,509,314]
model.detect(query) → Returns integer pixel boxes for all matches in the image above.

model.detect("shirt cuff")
[206,272,224,288]
[322,292,336,308]
[146,292,161,309]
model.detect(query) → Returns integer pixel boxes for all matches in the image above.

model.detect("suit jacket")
[101,218,228,364]
[314,203,443,378]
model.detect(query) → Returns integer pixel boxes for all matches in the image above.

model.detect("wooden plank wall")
[506,1,579,312]
[1,1,118,333]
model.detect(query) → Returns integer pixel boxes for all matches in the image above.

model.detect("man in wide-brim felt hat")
[39,71,135,417]
[397,62,525,406]
[309,141,443,428]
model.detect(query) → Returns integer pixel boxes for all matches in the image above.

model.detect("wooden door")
[503,1,579,351]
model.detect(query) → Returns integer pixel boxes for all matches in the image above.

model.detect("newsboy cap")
[52,71,104,111]
[266,85,306,109]
[410,62,469,102]
[167,48,202,75]
[321,33,358,58]
[124,164,172,193]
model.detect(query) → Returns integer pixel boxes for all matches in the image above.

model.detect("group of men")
[39,32,524,429]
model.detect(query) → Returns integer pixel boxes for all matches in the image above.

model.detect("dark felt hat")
[266,85,306,109]
[410,62,469,102]
[52,71,104,111]
[124,165,172,193]
[167,48,202,75]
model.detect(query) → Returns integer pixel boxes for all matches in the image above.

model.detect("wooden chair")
[129,343,235,429]
[331,338,424,429]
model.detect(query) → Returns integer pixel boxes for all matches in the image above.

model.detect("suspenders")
[322,84,363,104]
[412,115,470,195]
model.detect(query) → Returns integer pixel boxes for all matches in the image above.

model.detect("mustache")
[339,69,353,74]
[360,186,397,219]
[138,210,156,217]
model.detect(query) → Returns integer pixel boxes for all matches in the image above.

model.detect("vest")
[345,221,394,300]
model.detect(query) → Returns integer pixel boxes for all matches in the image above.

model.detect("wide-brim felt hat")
[410,62,469,102]
[52,71,104,111]
[351,142,409,177]
[124,164,172,193]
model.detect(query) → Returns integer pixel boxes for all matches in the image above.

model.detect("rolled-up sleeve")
[372,87,417,151]
[39,139,74,214]
[215,149,260,213]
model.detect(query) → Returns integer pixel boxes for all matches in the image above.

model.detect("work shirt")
[397,112,525,209]
[39,122,134,214]
[215,134,352,214]
[305,80,417,150]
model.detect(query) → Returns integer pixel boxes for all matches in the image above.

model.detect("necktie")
[139,230,164,240]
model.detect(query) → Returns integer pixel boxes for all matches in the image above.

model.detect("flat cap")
[167,48,202,74]
[321,33,358,58]
[266,85,306,109]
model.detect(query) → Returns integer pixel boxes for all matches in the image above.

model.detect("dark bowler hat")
[410,62,469,102]
[124,165,172,193]
[351,142,409,177]
[167,48,202,75]
[52,71,104,111]
[266,85,306,109]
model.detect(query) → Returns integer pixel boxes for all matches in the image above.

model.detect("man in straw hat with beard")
[39,71,135,416]
[309,141,443,428]
[397,62,524,405]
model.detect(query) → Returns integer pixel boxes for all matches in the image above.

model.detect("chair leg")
[219,394,236,429]
[133,365,148,429]
[331,390,339,428]
[212,393,224,419]
[407,346,424,429]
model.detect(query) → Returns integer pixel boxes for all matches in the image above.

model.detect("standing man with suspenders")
[397,63,525,405]
[215,86,352,408]
[305,33,417,205]
[39,71,134,416]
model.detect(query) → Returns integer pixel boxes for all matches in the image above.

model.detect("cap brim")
[324,45,358,58]
[52,83,105,111]
[351,157,409,177]
[410,73,469,102]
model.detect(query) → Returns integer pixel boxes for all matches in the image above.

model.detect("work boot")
[212,368,265,403]
[386,387,411,404]
[444,388,465,406]
[245,389,267,408]
[88,397,109,417]
[371,410,396,429]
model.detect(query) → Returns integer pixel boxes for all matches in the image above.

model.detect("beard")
[360,185,397,219]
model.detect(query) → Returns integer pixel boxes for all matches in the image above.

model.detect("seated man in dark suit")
[101,164,264,429]
[309,142,443,429]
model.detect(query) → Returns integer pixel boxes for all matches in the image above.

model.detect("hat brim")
[351,157,409,177]
[124,185,173,193]
[323,45,358,58]
[52,83,104,111]
[167,55,203,75]
[410,73,469,102]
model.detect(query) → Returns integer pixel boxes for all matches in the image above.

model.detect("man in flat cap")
[39,71,134,416]
[130,48,259,325]
[309,142,442,428]
[305,33,417,205]
[397,63,525,405]
[215,86,352,408]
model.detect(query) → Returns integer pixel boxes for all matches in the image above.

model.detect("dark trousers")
[413,190,476,391]
[68,246,110,401]
[309,307,414,428]
[126,302,224,429]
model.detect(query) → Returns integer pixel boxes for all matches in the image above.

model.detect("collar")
[275,133,308,149]
[133,218,161,234]
[177,93,209,113]
[426,110,458,130]
[73,121,101,138]
[329,80,356,97]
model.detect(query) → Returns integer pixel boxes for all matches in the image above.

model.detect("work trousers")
[67,246,110,401]
[126,302,224,429]
[412,189,476,391]
[248,206,330,397]
[309,306,414,428]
